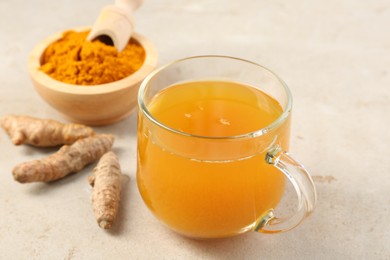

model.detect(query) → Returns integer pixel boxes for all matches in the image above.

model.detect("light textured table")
[1,0,389,259]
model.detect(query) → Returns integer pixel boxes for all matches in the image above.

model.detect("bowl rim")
[28,26,158,95]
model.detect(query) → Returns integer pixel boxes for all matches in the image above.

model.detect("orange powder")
[40,30,145,85]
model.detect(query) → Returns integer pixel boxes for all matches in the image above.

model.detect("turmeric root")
[12,134,114,183]
[1,115,95,147]
[88,151,122,229]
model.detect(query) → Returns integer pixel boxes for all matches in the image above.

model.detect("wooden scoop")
[87,0,143,52]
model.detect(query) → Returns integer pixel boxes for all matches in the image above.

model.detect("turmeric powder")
[40,30,145,85]
[89,151,122,229]
[1,115,95,147]
[12,134,114,183]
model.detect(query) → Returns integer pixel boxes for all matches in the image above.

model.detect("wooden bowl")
[28,27,158,126]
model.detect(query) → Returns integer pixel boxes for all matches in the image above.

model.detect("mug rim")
[138,55,292,140]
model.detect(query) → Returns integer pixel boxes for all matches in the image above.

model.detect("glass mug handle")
[255,145,317,233]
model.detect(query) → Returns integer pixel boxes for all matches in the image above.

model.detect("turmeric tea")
[40,30,145,85]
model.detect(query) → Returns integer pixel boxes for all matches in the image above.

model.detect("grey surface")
[1,0,389,259]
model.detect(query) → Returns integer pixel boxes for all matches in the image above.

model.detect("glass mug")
[137,56,317,238]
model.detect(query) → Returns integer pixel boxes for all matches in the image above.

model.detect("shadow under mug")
[137,56,317,238]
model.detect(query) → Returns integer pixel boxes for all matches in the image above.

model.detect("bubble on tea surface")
[219,118,231,125]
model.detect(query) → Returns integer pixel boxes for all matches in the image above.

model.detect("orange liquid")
[137,81,289,238]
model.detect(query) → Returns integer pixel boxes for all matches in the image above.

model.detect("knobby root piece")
[12,134,114,183]
[0,115,95,147]
[88,151,122,229]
